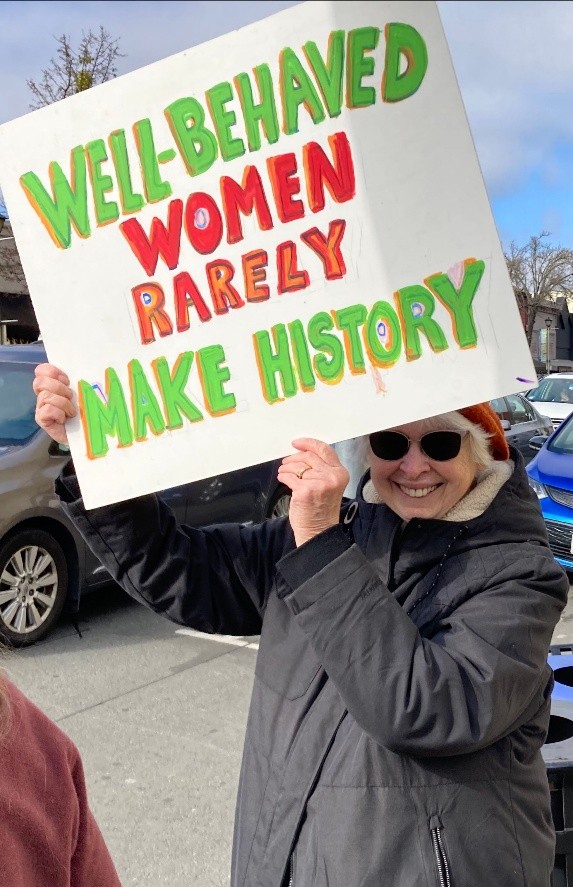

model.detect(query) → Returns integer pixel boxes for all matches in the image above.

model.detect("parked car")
[489,392,553,464]
[525,373,573,431]
[526,412,573,572]
[0,343,291,646]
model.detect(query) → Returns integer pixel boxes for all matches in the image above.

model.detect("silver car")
[490,393,553,464]
[0,343,291,646]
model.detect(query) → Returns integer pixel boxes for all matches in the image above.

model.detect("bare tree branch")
[27,27,124,109]
[504,233,573,344]
[5,28,124,341]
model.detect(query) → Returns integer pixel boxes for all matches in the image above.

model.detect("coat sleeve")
[56,474,293,637]
[276,525,568,757]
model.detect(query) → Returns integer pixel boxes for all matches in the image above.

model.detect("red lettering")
[301,219,347,279]
[304,132,355,213]
[120,200,183,276]
[267,153,305,223]
[221,167,274,244]
[276,242,310,294]
[131,283,174,344]
[174,272,212,331]
[243,250,270,302]
[184,192,223,254]
[205,261,245,314]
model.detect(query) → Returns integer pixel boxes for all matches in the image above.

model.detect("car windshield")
[0,363,39,445]
[527,378,573,404]
[549,418,573,455]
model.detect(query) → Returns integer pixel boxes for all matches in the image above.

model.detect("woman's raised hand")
[33,363,76,447]
[278,437,350,547]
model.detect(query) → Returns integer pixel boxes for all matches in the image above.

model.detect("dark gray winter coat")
[57,451,568,886]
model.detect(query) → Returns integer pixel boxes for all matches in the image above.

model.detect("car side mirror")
[499,419,511,431]
[528,436,545,452]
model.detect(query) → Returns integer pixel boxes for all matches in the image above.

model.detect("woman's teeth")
[399,484,439,498]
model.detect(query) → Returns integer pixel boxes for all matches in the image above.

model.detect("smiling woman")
[31,356,570,887]
[366,405,504,521]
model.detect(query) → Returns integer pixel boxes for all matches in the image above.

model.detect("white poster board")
[0,0,535,508]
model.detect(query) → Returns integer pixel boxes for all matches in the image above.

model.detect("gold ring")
[297,465,311,479]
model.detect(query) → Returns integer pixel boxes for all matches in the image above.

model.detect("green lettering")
[164,97,218,176]
[109,130,145,213]
[152,352,203,428]
[396,285,448,360]
[365,301,402,367]
[86,140,119,226]
[19,146,90,249]
[307,312,344,382]
[133,119,172,202]
[280,47,326,135]
[304,31,345,118]
[205,81,245,162]
[78,371,133,459]
[425,260,484,348]
[288,319,316,391]
[235,65,280,151]
[253,325,297,402]
[129,359,166,441]
[196,345,236,416]
[334,303,367,372]
[382,23,428,103]
[347,26,380,109]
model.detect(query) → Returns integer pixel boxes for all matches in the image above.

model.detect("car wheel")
[267,486,291,519]
[0,529,68,647]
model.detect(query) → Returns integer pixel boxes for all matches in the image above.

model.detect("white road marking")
[175,628,259,650]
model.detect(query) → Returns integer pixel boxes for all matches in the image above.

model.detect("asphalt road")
[5,579,573,886]
[4,587,257,886]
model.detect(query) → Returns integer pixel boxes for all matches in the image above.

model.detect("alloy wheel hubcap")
[0,545,58,635]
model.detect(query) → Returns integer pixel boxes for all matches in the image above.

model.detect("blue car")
[526,413,573,571]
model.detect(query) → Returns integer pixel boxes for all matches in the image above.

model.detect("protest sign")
[0,0,535,508]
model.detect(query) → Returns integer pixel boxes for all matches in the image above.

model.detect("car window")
[506,393,536,425]
[0,363,38,445]
[549,418,573,454]
[527,378,573,403]
[490,397,510,423]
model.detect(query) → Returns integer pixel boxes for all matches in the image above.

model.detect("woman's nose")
[399,441,431,475]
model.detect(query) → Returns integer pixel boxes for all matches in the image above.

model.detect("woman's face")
[369,419,480,521]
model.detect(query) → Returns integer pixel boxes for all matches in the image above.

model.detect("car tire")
[267,486,291,519]
[0,529,68,647]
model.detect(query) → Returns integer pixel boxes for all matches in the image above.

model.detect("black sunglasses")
[369,430,466,462]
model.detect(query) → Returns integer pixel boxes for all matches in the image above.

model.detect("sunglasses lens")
[369,430,463,461]
[369,431,409,460]
[421,431,462,461]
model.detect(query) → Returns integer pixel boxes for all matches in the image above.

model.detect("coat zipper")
[287,849,294,887]
[430,815,451,887]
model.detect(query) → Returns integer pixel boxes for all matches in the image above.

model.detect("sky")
[0,0,572,251]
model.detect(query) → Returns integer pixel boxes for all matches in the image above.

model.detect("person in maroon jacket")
[0,673,121,886]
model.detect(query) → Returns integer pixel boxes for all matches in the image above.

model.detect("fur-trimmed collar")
[361,460,514,522]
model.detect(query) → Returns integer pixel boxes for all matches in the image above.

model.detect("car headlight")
[528,477,548,499]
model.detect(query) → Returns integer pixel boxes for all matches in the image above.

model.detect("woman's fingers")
[277,439,350,546]
[33,363,75,445]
